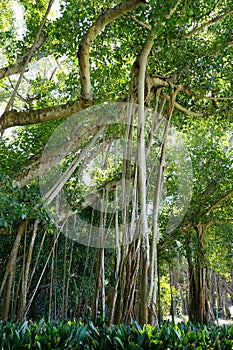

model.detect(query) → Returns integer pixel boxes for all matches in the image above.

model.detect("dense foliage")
[0,320,233,350]
[0,0,232,326]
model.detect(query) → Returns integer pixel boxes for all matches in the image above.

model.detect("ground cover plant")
[0,0,233,336]
[0,320,232,349]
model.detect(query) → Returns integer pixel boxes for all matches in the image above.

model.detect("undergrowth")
[0,319,232,349]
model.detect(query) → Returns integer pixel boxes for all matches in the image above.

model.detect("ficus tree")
[0,0,232,324]
[180,122,233,324]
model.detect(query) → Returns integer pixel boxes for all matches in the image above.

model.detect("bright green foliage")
[182,120,233,224]
[0,0,14,33]
[0,0,233,325]
[206,223,233,274]
[0,320,232,349]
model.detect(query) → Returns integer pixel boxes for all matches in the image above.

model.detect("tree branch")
[184,8,233,39]
[148,75,233,101]
[0,98,93,131]
[0,78,205,131]
[0,33,48,80]
[129,15,151,30]
[165,0,182,19]
[206,219,233,228]
[12,154,42,188]
[4,0,55,115]
[162,92,203,117]
[42,126,105,205]
[77,0,143,100]
[12,124,107,187]
[204,188,233,217]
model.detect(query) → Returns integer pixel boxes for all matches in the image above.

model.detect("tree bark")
[20,220,38,320]
[0,99,93,132]
[136,34,155,325]
[77,0,143,100]
[0,33,48,80]
[2,221,26,320]
[187,224,210,324]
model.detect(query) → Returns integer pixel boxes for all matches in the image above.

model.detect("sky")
[12,1,25,39]
[12,0,61,39]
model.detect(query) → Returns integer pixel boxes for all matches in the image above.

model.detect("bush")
[0,319,232,349]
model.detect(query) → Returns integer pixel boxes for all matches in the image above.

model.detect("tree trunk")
[169,266,176,322]
[187,224,210,324]
[157,257,162,323]
[61,235,68,319]
[2,221,26,320]
[48,234,56,322]
[92,248,105,321]
[175,262,188,317]
[20,220,38,320]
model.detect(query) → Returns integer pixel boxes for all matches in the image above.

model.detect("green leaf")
[114,336,125,349]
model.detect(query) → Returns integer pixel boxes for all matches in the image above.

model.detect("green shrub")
[0,319,232,349]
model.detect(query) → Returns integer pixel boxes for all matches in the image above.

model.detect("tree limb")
[206,219,233,228]
[148,75,233,101]
[203,188,233,217]
[165,0,182,19]
[0,33,48,80]
[0,98,93,131]
[42,126,105,205]
[129,15,151,30]
[13,124,108,187]
[0,75,207,131]
[77,0,143,100]
[4,0,55,115]
[12,154,42,188]
[162,92,203,117]
[184,8,233,39]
